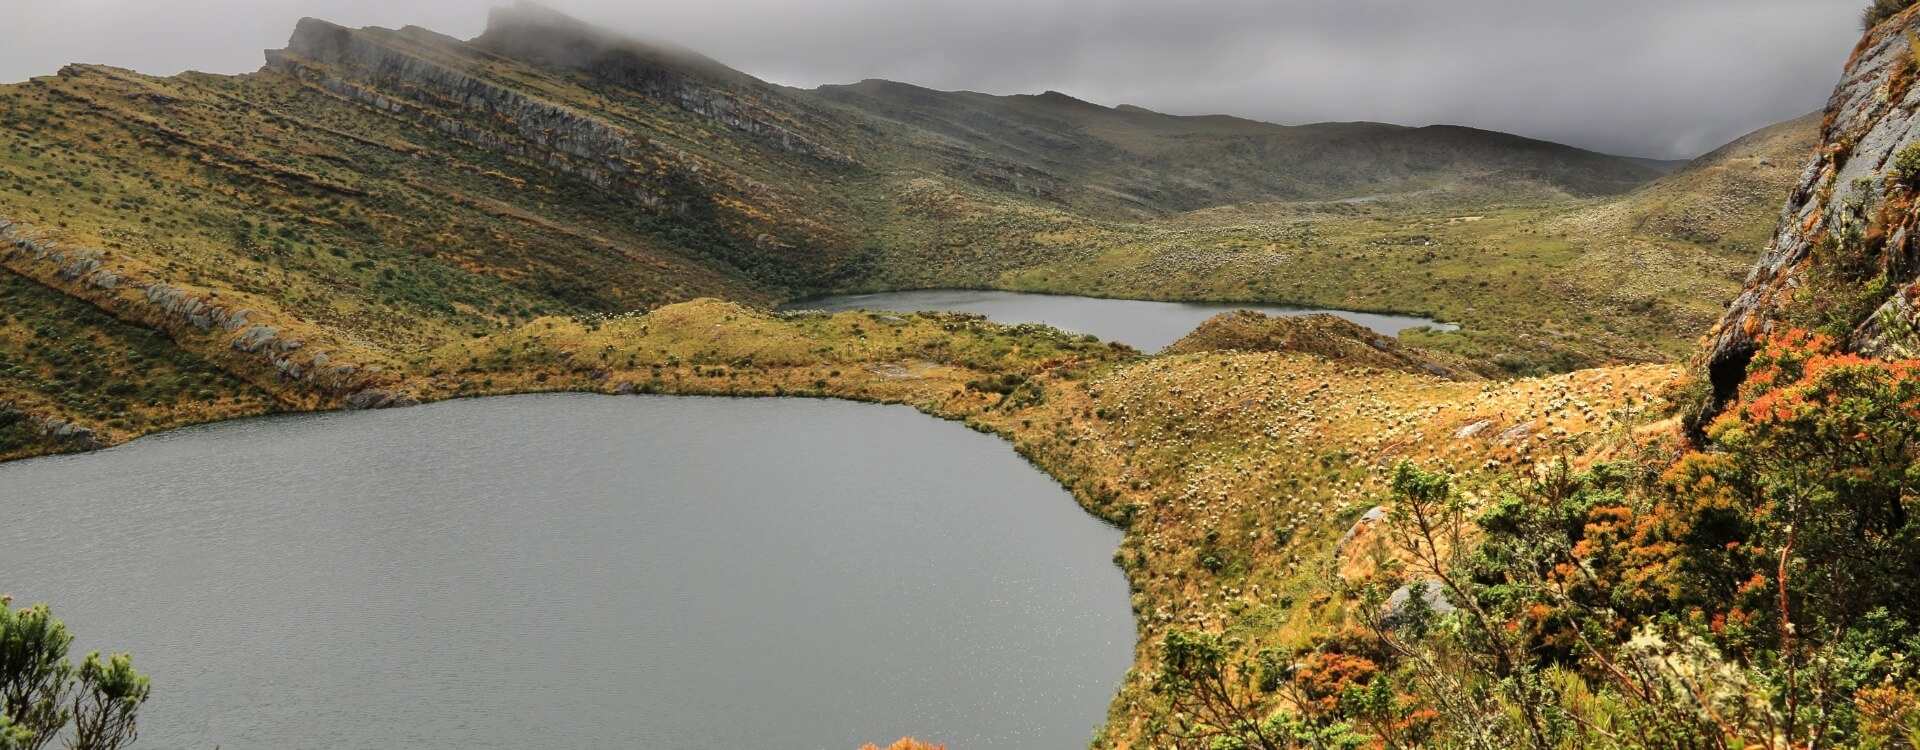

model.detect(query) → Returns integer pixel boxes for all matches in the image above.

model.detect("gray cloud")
[0,0,1865,158]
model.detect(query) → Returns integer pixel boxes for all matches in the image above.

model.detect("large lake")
[0,395,1134,750]
[786,289,1454,351]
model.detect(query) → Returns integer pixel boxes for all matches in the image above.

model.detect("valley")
[8,2,1912,750]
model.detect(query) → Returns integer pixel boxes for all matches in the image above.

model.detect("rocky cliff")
[1705,5,1920,402]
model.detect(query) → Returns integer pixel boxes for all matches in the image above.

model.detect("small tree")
[0,596,149,750]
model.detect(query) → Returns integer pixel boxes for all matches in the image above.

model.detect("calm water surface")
[786,289,1455,351]
[0,395,1134,750]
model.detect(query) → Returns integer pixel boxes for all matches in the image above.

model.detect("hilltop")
[1163,311,1492,380]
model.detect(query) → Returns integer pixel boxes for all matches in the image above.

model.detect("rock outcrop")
[0,218,409,409]
[1380,580,1457,630]
[1704,5,1920,403]
[0,403,102,450]
[265,15,853,217]
[266,20,698,209]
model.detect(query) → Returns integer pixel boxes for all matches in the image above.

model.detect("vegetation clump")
[0,596,148,750]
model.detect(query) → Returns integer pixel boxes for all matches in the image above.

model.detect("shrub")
[856,739,945,750]
[1892,141,1920,186]
[0,596,149,750]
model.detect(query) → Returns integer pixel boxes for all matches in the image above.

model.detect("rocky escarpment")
[1705,6,1920,402]
[0,218,412,410]
[262,17,853,278]
[266,20,708,211]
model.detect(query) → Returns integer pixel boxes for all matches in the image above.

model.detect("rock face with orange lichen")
[1705,5,1920,405]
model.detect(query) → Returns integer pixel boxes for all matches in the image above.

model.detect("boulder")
[342,389,418,410]
[1380,580,1456,630]
[1333,505,1388,561]
[1452,419,1494,440]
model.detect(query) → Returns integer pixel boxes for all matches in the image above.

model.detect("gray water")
[786,289,1455,351]
[0,395,1134,750]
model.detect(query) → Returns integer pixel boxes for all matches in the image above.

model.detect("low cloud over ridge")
[0,0,1863,159]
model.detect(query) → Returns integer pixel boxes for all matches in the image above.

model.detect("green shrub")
[1893,141,1920,186]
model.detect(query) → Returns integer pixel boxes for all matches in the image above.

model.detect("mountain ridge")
[0,5,1818,457]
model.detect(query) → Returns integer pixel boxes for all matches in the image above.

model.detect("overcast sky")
[2,0,1865,159]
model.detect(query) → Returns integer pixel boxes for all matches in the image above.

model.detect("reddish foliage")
[1291,651,1381,713]
[858,739,946,750]
[1575,329,1920,646]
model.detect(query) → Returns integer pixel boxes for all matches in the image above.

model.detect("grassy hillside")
[816,79,1665,217]
[847,110,1820,372]
[1556,112,1822,250]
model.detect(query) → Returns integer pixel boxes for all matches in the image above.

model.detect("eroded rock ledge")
[0,217,411,410]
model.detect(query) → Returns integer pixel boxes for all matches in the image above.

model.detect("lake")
[0,395,1134,750]
[785,289,1455,351]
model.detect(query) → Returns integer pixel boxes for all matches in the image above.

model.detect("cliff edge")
[1705,4,1920,403]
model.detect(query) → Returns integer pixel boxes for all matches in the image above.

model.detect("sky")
[1,0,1867,159]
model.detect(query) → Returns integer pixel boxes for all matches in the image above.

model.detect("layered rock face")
[267,19,755,215]
[261,14,865,291]
[1705,6,1920,400]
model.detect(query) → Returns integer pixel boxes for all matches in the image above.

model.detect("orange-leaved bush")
[857,738,945,750]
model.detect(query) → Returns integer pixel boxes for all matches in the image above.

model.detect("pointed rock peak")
[279,16,357,62]
[1033,90,1103,108]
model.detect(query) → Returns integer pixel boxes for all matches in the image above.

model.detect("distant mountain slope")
[1556,112,1823,249]
[816,78,1667,216]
